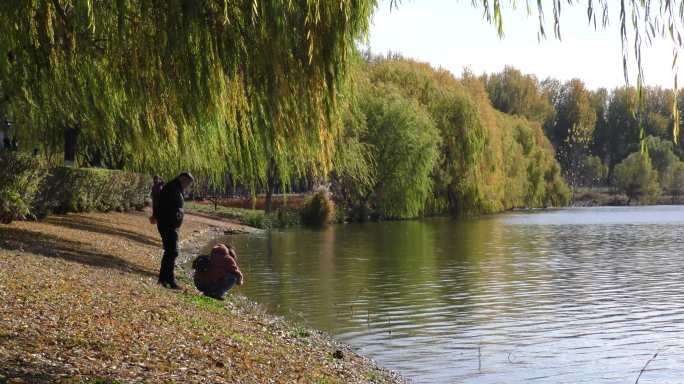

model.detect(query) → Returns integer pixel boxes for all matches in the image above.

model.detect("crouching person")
[192,244,243,300]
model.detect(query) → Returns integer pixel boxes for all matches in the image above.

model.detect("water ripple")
[215,206,684,383]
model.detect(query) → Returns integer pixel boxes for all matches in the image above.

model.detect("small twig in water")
[635,350,660,384]
[478,344,482,373]
[507,350,526,365]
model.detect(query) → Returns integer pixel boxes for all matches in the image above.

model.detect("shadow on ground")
[0,226,156,278]
[0,357,73,384]
[0,332,122,384]
[45,215,160,247]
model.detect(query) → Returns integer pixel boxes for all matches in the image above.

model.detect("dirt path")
[0,210,405,384]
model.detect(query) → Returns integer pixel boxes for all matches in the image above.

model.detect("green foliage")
[356,58,491,216]
[0,1,376,190]
[35,167,148,216]
[481,66,554,124]
[543,162,571,207]
[300,190,336,228]
[601,87,642,169]
[361,89,441,218]
[0,152,45,223]
[184,202,266,229]
[613,152,661,204]
[549,79,597,157]
[329,61,376,220]
[581,155,608,186]
[270,207,302,229]
[644,135,677,180]
[184,201,300,229]
[662,161,684,200]
[485,68,684,201]
[332,57,570,219]
[179,292,227,313]
[0,152,148,222]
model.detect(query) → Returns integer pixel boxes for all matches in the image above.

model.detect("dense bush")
[613,152,660,204]
[0,152,46,223]
[644,135,677,181]
[661,161,684,201]
[362,91,441,219]
[271,207,302,228]
[1,153,148,223]
[581,155,609,186]
[35,167,148,216]
[300,189,336,227]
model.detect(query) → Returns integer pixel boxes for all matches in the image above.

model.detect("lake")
[204,206,684,383]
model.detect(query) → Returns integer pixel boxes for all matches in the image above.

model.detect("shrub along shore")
[0,210,405,383]
[1,152,337,229]
[1,152,148,224]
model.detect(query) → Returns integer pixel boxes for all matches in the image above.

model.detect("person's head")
[153,175,163,184]
[178,172,194,191]
[213,243,237,258]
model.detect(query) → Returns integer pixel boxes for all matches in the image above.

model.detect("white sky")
[366,0,681,90]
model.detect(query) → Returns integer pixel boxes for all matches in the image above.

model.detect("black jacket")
[154,178,185,228]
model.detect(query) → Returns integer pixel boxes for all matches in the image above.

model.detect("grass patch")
[188,316,210,330]
[186,201,302,229]
[364,371,383,382]
[179,292,227,313]
[185,202,267,228]
[315,376,340,384]
[290,326,311,339]
[224,331,257,345]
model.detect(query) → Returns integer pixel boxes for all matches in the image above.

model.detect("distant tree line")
[330,56,570,220]
[482,67,684,203]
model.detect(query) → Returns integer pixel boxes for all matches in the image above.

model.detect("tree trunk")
[64,125,79,166]
[265,159,277,214]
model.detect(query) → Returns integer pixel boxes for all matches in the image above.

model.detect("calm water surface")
[208,206,684,383]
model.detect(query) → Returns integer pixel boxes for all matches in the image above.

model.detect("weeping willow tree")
[0,1,376,191]
[333,55,569,218]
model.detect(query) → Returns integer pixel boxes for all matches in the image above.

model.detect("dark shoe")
[162,281,183,290]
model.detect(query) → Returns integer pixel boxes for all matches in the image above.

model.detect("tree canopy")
[0,1,376,189]
[332,56,569,219]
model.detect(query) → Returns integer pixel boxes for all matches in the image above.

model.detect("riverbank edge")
[0,212,409,384]
[175,221,407,383]
[571,188,684,207]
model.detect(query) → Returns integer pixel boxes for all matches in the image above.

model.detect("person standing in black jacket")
[153,172,194,289]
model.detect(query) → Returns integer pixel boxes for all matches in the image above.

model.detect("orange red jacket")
[194,244,243,283]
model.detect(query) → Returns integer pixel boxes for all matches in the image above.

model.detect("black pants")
[157,224,179,283]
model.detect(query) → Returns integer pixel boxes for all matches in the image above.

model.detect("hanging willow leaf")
[0,1,376,190]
